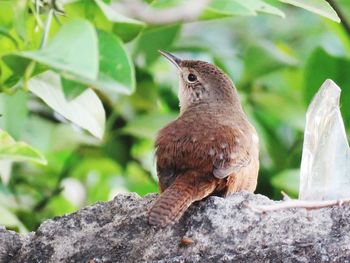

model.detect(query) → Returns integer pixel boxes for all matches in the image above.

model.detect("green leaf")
[0,205,28,233]
[71,157,123,203]
[136,24,181,65]
[2,56,31,75]
[201,0,256,19]
[149,0,282,21]
[0,26,19,49]
[58,30,135,96]
[151,0,254,19]
[12,0,28,41]
[61,77,87,100]
[0,1,13,29]
[201,0,285,20]
[90,30,136,95]
[122,113,177,139]
[237,0,285,17]
[0,90,28,139]
[45,195,77,216]
[94,0,145,42]
[28,71,106,139]
[0,129,47,165]
[1,56,47,91]
[12,19,99,80]
[251,91,305,130]
[151,0,185,8]
[304,48,350,129]
[279,0,340,22]
[0,160,12,184]
[131,140,157,179]
[125,162,158,196]
[243,42,298,80]
[271,169,300,198]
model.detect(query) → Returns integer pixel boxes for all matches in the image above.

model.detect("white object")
[61,178,86,207]
[299,79,350,200]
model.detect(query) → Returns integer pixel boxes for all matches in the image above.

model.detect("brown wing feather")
[211,127,252,179]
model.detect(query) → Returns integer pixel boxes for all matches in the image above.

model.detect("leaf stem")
[40,8,54,49]
[29,0,44,29]
[23,61,36,91]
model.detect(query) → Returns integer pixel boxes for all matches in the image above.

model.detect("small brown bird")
[148,51,259,227]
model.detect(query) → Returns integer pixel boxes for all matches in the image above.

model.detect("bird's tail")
[148,174,195,227]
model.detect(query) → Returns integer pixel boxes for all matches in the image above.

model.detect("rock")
[2,192,350,262]
[0,227,23,262]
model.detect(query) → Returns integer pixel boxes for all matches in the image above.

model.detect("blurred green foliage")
[0,0,349,233]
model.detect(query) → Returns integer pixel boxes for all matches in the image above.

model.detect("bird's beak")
[159,50,182,71]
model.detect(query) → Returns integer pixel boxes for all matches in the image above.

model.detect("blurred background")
[0,0,349,233]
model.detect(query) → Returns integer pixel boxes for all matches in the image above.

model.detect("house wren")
[148,51,259,227]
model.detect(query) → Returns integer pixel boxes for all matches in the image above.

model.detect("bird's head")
[159,50,238,114]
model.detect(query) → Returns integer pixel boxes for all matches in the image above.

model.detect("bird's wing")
[212,128,252,179]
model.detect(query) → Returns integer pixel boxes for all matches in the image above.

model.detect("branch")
[248,198,350,213]
[111,0,211,24]
[325,0,350,37]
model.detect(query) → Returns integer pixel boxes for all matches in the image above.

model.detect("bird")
[148,51,259,227]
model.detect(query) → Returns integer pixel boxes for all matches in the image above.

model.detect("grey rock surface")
[2,192,350,262]
[0,227,23,262]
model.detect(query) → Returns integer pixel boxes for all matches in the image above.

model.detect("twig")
[325,0,350,37]
[111,0,211,24]
[281,191,292,201]
[248,198,350,213]
[40,8,54,49]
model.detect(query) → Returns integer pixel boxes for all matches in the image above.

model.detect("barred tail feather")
[148,176,194,227]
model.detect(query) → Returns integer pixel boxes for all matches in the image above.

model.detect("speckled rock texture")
[2,192,350,262]
[0,227,24,262]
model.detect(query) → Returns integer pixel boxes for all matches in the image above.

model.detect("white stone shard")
[299,79,350,200]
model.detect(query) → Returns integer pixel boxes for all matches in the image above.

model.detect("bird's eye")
[187,73,197,82]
